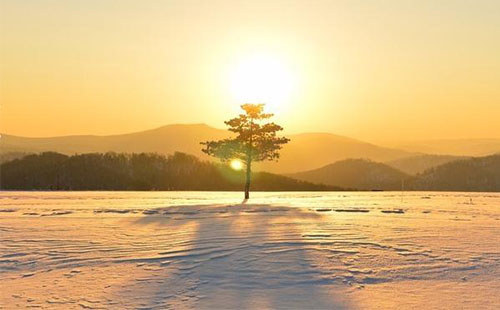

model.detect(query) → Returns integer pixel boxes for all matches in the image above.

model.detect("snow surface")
[0,191,499,309]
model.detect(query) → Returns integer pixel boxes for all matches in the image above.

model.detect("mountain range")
[384,154,467,175]
[289,159,408,190]
[290,155,500,192]
[2,124,500,191]
[406,155,500,192]
[1,124,417,174]
[390,139,500,157]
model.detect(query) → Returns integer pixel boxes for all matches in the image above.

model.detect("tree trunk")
[245,117,254,200]
[244,160,251,200]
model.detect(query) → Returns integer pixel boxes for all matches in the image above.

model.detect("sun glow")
[229,54,296,113]
[230,159,244,171]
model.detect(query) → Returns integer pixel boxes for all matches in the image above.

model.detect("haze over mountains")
[390,139,500,157]
[1,123,415,174]
[385,154,467,175]
[2,124,500,176]
[257,133,411,174]
[1,124,228,161]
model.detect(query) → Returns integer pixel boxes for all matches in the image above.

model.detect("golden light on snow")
[1,192,498,309]
[230,159,244,170]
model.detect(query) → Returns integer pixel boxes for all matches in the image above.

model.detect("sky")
[1,0,499,142]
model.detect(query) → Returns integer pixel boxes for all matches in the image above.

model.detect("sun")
[230,159,244,171]
[229,53,296,113]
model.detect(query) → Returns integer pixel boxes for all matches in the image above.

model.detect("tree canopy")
[201,104,289,199]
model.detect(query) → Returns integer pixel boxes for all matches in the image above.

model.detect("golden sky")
[1,0,499,141]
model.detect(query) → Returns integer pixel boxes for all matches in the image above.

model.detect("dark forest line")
[1,152,499,192]
[0,152,340,191]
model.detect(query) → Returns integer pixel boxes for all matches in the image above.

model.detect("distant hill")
[393,139,500,156]
[257,133,413,173]
[0,152,340,191]
[0,124,229,160]
[291,155,500,192]
[385,154,467,175]
[1,124,414,174]
[407,155,500,192]
[289,159,409,190]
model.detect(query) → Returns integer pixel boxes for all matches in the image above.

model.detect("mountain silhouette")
[291,155,500,192]
[1,124,228,159]
[1,124,413,173]
[289,158,409,190]
[385,154,467,175]
[393,139,500,156]
[407,155,500,192]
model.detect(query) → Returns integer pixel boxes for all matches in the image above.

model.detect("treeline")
[0,152,29,164]
[291,155,500,192]
[407,155,500,192]
[0,152,339,191]
[3,152,498,192]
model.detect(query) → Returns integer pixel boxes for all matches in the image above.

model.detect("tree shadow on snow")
[123,203,352,309]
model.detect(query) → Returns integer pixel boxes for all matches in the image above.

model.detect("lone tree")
[201,104,289,199]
